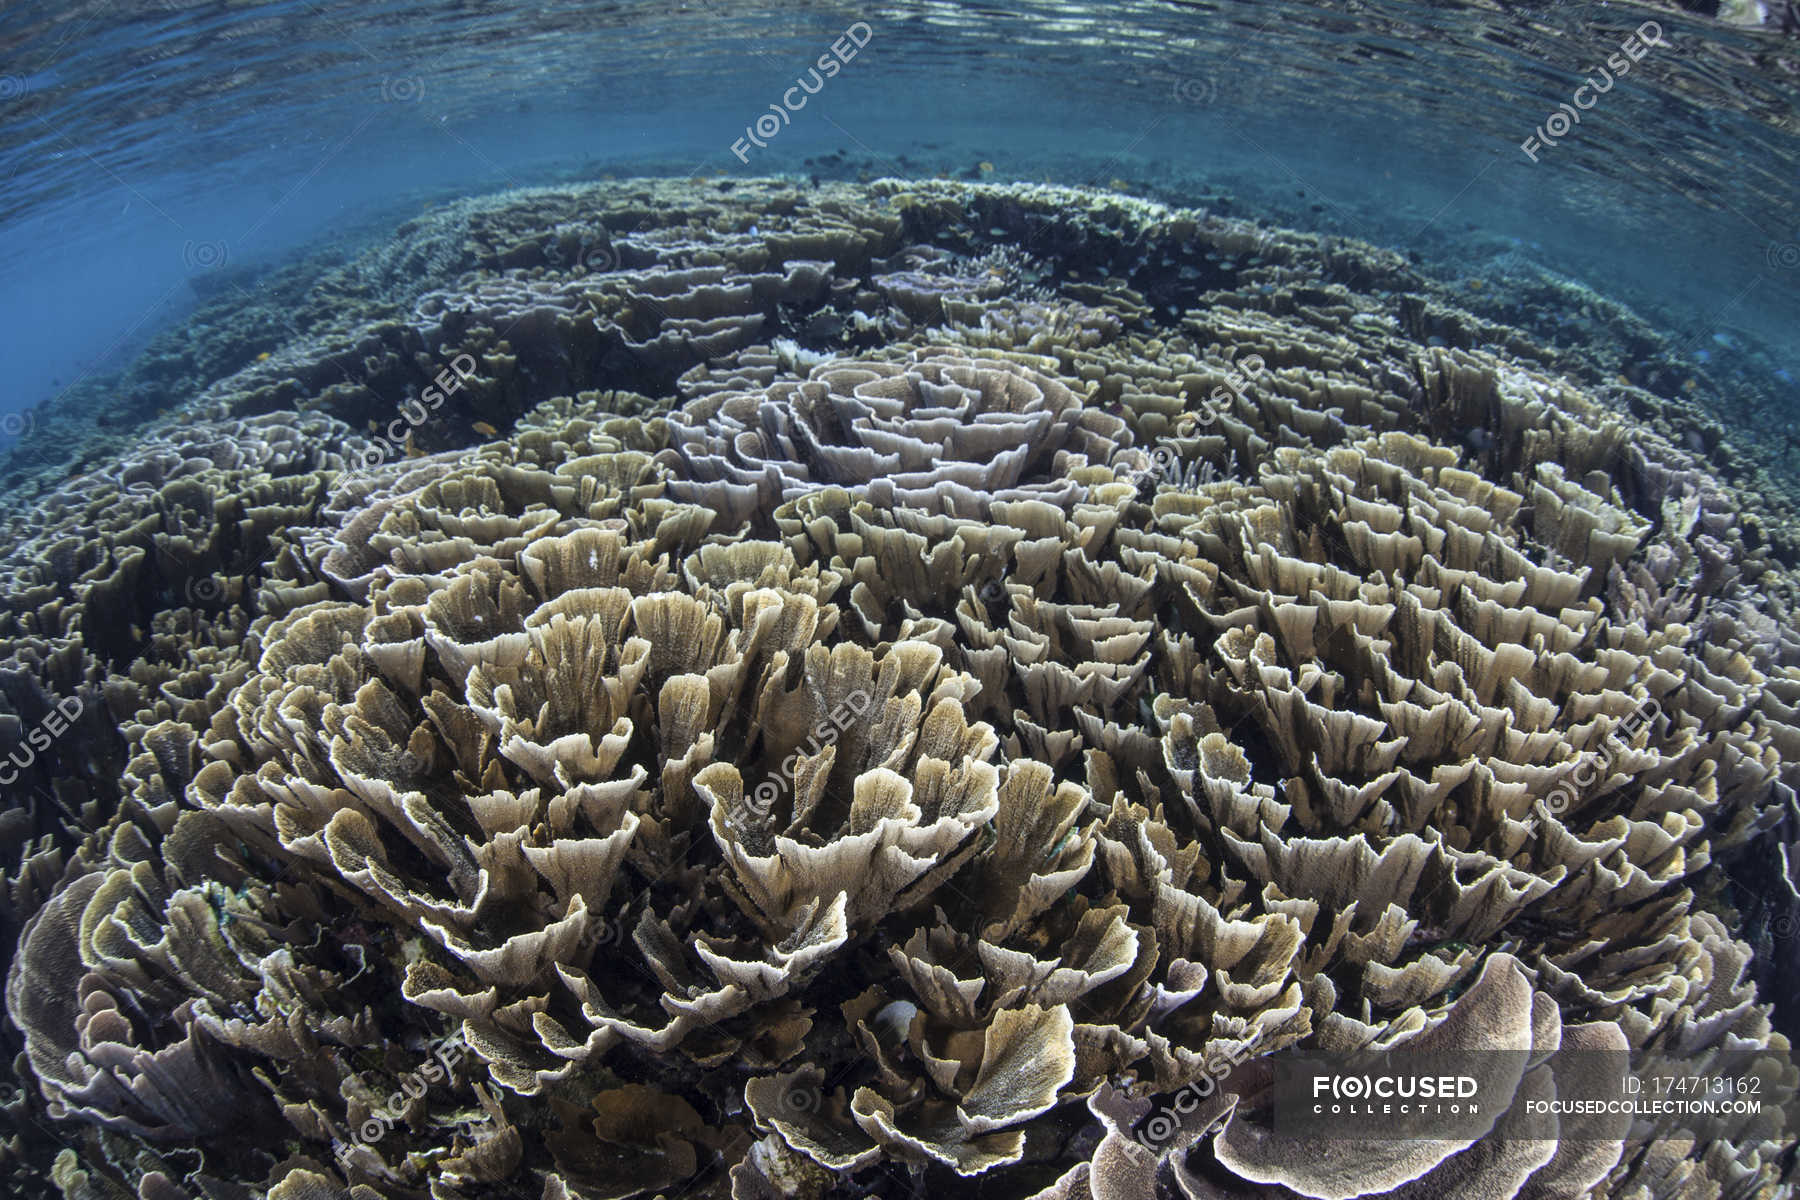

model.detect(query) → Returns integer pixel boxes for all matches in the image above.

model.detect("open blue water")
[1,0,1796,427]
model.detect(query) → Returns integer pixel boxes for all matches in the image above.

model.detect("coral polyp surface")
[1,177,1796,1200]
[665,349,1123,521]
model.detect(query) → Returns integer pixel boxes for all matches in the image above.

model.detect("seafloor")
[0,177,1794,1198]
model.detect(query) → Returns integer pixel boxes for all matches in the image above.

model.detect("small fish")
[367,420,378,432]
[1682,378,1698,393]
[256,351,271,361]
[1467,279,1484,290]
[978,161,995,174]
[1694,349,1711,364]
[472,420,498,436]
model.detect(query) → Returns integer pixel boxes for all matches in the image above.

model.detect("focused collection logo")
[1309,1072,1482,1114]
[1270,1051,1521,1141]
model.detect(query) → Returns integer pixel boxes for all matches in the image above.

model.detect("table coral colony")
[0,177,1794,1199]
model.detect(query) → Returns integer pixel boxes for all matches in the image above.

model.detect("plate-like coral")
[1,177,1796,1200]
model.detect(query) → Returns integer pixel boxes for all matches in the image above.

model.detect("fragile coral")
[2,177,1797,1200]
[0,412,362,948]
[662,348,1127,524]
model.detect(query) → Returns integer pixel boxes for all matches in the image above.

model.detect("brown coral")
[2,176,1797,1200]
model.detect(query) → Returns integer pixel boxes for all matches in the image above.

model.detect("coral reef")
[1,177,1796,1199]
[0,413,363,947]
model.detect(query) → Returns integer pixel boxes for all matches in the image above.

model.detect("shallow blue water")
[0,0,1796,423]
